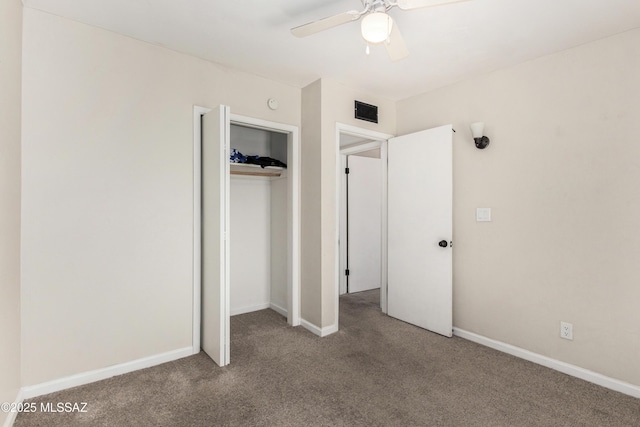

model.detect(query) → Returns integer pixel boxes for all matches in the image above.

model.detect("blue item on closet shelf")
[230,148,247,163]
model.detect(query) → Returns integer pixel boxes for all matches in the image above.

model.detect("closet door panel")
[201,106,230,366]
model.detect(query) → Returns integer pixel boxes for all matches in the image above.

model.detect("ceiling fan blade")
[291,10,361,38]
[384,22,409,62]
[396,0,471,10]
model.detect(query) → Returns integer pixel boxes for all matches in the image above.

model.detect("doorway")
[336,123,393,325]
[344,151,382,294]
[193,106,300,366]
[228,123,290,317]
[335,122,454,338]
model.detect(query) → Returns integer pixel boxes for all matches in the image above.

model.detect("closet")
[229,124,288,318]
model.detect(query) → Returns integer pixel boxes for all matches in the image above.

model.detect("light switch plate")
[476,207,492,222]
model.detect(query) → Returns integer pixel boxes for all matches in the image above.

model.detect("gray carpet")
[16,290,640,426]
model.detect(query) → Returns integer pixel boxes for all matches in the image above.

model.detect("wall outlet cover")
[560,321,573,340]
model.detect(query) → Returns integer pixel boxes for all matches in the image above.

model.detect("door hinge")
[345,167,350,174]
[345,269,350,276]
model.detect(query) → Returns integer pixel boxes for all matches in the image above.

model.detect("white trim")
[453,328,640,399]
[270,302,288,318]
[192,105,210,354]
[229,114,295,135]
[223,107,231,365]
[230,303,271,316]
[228,303,289,317]
[2,389,23,427]
[300,319,339,337]
[337,123,394,141]
[20,347,193,400]
[193,106,302,357]
[288,126,301,327]
[335,123,393,322]
[339,153,348,295]
[379,140,388,314]
[341,140,385,155]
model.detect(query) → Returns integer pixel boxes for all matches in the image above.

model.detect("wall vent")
[354,101,378,124]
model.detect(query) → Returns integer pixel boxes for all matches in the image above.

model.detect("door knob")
[438,240,448,248]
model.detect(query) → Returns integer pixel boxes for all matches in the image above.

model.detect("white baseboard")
[300,319,339,337]
[20,347,193,400]
[321,323,339,337]
[2,389,23,427]
[269,302,288,318]
[230,303,271,316]
[453,327,640,399]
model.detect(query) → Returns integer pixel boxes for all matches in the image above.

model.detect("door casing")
[193,105,301,358]
[336,123,393,327]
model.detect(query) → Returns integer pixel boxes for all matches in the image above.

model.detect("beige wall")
[301,78,395,329]
[396,29,640,386]
[0,0,23,422]
[21,8,301,386]
[301,80,323,326]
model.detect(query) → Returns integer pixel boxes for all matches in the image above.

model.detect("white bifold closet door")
[201,105,230,367]
[387,125,453,337]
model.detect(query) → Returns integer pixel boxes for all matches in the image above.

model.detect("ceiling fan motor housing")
[369,0,392,13]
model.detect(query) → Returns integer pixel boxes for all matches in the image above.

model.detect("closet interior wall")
[229,124,288,317]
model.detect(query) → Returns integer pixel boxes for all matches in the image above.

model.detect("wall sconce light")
[470,122,490,149]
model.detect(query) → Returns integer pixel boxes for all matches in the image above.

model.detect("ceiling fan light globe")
[361,12,393,44]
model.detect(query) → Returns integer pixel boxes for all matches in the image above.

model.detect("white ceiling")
[23,0,640,100]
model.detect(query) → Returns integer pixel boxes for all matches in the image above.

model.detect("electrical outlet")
[560,321,573,340]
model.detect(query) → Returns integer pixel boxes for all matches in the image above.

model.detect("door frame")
[335,123,393,323]
[193,105,301,355]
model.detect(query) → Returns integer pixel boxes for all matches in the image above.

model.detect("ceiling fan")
[291,0,469,61]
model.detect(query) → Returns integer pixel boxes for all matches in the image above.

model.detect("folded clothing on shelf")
[230,148,247,163]
[246,155,287,169]
[230,148,287,169]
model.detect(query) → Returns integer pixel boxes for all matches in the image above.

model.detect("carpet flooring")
[15,290,640,426]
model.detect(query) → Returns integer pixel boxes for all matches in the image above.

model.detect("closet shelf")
[230,163,285,177]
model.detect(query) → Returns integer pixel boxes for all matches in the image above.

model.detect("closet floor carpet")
[15,290,640,426]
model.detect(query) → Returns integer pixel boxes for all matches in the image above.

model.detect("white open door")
[387,125,453,337]
[348,155,382,293]
[201,106,231,366]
